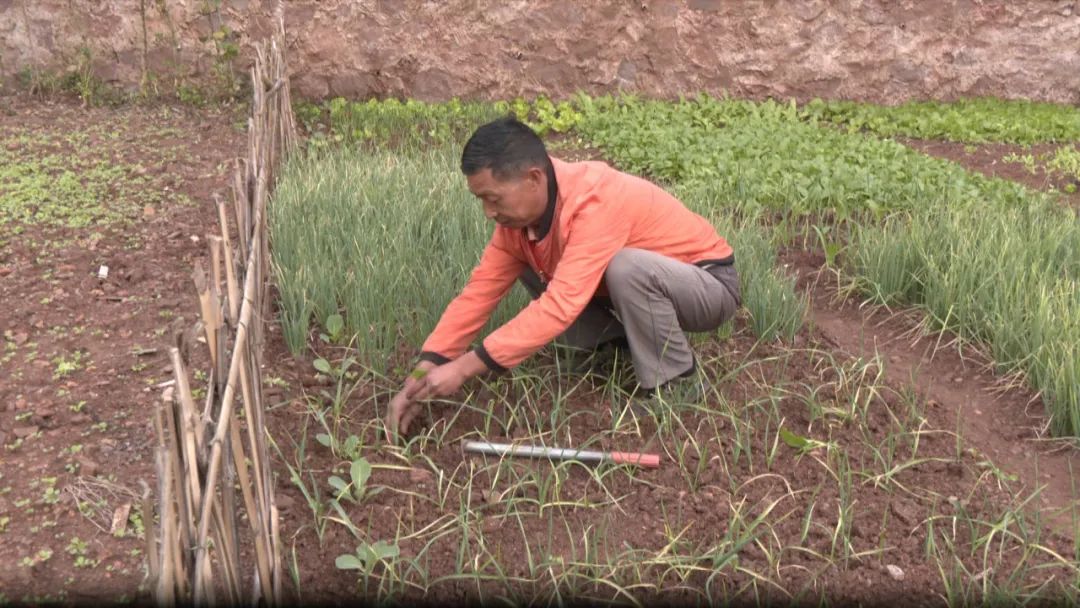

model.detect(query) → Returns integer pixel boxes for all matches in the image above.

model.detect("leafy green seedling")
[335,540,400,575]
[320,313,345,344]
[328,457,372,504]
[780,427,831,457]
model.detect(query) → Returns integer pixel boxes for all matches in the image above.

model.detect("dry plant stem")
[162,393,194,587]
[218,196,241,324]
[155,444,176,607]
[232,161,250,256]
[209,235,223,305]
[229,398,275,601]
[170,347,206,457]
[270,503,282,606]
[193,167,264,604]
[193,263,218,368]
[142,480,159,589]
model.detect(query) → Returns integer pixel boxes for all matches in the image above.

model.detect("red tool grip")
[609,451,661,468]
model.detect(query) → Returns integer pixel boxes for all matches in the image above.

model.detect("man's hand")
[385,360,437,439]
[406,351,489,403]
[385,352,491,439]
[406,361,467,402]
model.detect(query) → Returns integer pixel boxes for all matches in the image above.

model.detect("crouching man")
[386,117,741,435]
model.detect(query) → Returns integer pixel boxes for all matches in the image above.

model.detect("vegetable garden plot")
[267,96,1080,605]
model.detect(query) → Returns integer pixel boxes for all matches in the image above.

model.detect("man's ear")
[526,166,546,190]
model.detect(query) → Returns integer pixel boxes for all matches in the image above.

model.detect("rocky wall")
[1,0,1078,103]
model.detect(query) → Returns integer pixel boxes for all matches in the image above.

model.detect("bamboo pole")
[192,264,217,369]
[154,19,296,605]
[229,401,274,601]
[162,390,193,589]
[193,205,263,604]
[208,235,223,305]
[217,196,241,325]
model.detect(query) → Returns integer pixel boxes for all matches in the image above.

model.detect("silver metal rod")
[462,441,660,468]
[463,441,606,463]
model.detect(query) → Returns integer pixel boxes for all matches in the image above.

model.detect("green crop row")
[270,146,804,361]
[850,200,1080,436]
[572,94,1041,220]
[799,97,1080,144]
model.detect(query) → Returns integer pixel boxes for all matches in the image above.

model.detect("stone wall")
[2,0,1079,104]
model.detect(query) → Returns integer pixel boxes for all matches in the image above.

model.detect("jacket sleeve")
[479,196,633,369]
[420,229,525,362]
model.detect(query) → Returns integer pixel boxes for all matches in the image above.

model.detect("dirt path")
[901,138,1080,209]
[0,94,244,602]
[787,250,1079,536]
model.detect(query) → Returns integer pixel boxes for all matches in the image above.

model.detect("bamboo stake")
[217,196,241,325]
[229,402,274,601]
[155,445,176,607]
[232,162,249,258]
[211,496,241,604]
[209,235,223,305]
[192,264,217,368]
[270,503,282,606]
[170,350,206,513]
[170,348,206,460]
[162,390,193,588]
[193,207,263,604]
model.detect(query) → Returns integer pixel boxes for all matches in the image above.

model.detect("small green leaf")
[328,475,349,496]
[315,433,332,448]
[780,428,810,450]
[342,435,360,458]
[335,554,365,570]
[325,314,344,338]
[313,358,332,375]
[350,458,371,495]
[368,540,400,561]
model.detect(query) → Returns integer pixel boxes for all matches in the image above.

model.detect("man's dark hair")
[461,117,551,180]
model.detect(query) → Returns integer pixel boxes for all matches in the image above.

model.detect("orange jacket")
[421,157,734,370]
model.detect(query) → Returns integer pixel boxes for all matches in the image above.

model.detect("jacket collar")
[526,160,558,242]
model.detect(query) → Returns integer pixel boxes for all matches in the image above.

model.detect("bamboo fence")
[150,11,297,607]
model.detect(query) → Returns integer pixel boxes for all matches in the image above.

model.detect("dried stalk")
[192,199,263,603]
[192,263,218,368]
[217,196,241,324]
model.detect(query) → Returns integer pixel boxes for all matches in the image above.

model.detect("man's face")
[466,166,547,229]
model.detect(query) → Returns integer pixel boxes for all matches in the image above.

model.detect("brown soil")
[0,93,244,602]
[900,138,1080,208]
[786,249,1080,535]
[264,310,1078,605]
[3,94,1078,605]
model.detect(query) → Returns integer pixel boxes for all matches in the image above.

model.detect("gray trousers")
[519,248,741,389]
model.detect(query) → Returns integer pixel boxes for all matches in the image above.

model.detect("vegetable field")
[2,86,1079,605]
[262,95,1080,605]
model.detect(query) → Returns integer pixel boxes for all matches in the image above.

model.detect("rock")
[13,425,39,438]
[408,467,433,483]
[275,493,295,511]
[885,564,905,581]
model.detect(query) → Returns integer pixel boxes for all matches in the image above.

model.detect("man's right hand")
[385,360,437,439]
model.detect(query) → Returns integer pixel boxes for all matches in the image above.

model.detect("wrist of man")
[445,350,489,380]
